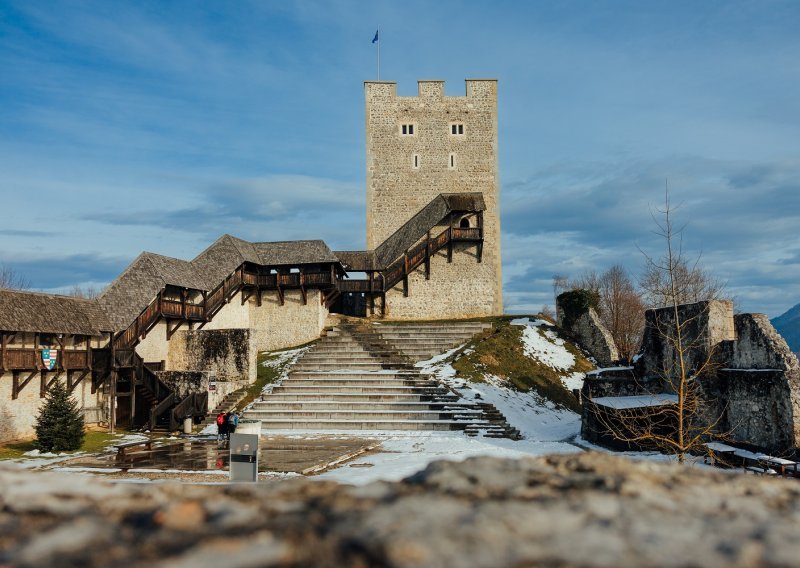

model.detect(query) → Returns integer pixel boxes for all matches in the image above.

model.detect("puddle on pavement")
[64,436,378,474]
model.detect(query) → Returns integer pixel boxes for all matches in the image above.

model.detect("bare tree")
[0,263,30,290]
[590,191,727,463]
[640,256,724,308]
[67,284,100,299]
[552,274,568,305]
[571,266,645,362]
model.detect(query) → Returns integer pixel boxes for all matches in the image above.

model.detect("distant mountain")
[771,303,800,354]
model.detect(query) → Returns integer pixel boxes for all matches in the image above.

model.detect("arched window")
[460,217,471,229]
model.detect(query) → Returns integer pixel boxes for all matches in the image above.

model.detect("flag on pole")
[372,30,379,43]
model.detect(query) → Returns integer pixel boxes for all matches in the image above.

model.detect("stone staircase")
[244,318,520,438]
[371,320,493,360]
[202,388,250,426]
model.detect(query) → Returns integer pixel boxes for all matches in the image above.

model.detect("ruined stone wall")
[365,80,502,317]
[701,369,796,453]
[635,300,735,380]
[384,242,496,320]
[555,293,619,367]
[586,301,800,453]
[0,374,106,443]
[167,329,251,383]
[581,368,661,399]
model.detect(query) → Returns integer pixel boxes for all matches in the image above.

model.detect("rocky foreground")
[3,453,800,567]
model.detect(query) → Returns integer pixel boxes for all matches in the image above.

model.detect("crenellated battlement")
[364,79,497,101]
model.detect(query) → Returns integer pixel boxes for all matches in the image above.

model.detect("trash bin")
[183,417,193,434]
[229,433,259,482]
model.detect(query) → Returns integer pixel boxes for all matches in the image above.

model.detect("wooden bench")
[114,440,152,459]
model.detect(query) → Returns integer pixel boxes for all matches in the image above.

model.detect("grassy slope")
[450,317,593,413]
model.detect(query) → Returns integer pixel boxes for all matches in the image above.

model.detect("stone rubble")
[4,452,800,567]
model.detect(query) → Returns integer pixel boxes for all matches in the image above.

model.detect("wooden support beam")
[425,239,431,280]
[12,370,37,400]
[447,227,453,263]
[277,286,284,306]
[300,273,307,305]
[1,331,6,374]
[477,210,484,263]
[68,370,91,393]
[166,320,184,341]
[181,288,188,319]
[256,289,262,307]
[40,371,63,398]
[403,252,409,297]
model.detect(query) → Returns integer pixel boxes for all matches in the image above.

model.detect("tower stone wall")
[365,79,503,317]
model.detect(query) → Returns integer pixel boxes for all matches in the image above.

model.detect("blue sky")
[1,1,799,316]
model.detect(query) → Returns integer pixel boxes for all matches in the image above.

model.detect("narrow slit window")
[413,154,420,169]
[449,153,456,169]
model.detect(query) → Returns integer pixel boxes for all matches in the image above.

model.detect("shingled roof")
[374,192,485,267]
[254,240,339,266]
[98,252,208,330]
[0,289,112,335]
[334,251,380,272]
[99,236,341,330]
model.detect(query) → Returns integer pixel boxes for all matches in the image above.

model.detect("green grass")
[449,317,593,412]
[0,430,130,460]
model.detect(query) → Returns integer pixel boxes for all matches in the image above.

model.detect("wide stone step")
[263,393,432,402]
[245,410,480,420]
[249,401,464,411]
[280,378,439,387]
[272,385,445,394]
[291,363,397,370]
[288,371,423,379]
[255,419,470,431]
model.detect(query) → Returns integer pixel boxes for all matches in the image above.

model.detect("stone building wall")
[384,242,496,320]
[135,320,170,364]
[162,289,327,384]
[365,80,502,317]
[0,374,106,443]
[249,289,327,353]
[167,329,251,382]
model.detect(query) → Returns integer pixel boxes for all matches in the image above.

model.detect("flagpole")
[377,27,381,80]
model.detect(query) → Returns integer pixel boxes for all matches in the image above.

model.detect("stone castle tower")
[365,79,503,318]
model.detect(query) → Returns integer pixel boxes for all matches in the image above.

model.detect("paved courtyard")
[62,435,378,474]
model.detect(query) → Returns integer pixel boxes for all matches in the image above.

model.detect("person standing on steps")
[216,411,227,443]
[228,411,239,439]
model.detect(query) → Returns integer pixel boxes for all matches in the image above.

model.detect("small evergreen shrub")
[34,380,85,452]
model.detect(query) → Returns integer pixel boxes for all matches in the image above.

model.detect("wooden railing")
[62,351,89,370]
[170,392,208,431]
[452,227,482,241]
[4,349,38,370]
[1,349,91,371]
[339,280,372,293]
[378,224,483,292]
